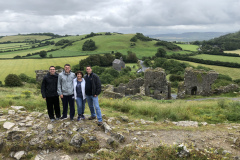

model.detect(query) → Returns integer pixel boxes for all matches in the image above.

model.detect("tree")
[82,39,97,51]
[39,51,47,58]
[155,48,166,57]
[126,51,138,63]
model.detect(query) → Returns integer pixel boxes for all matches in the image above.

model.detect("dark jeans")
[46,96,60,119]
[61,95,75,119]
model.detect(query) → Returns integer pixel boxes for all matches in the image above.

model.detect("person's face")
[49,67,55,75]
[64,65,71,73]
[77,73,82,79]
[86,67,92,74]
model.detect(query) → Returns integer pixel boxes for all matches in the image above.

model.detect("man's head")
[49,66,56,75]
[86,65,92,75]
[64,64,71,73]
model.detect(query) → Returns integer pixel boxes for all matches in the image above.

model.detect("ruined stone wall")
[177,67,218,98]
[35,69,62,82]
[144,68,171,100]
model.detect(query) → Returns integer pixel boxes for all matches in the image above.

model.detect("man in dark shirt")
[84,66,103,126]
[41,66,60,122]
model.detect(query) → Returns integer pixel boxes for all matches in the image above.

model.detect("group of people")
[41,64,103,126]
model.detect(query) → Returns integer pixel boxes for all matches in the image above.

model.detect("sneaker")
[97,121,103,126]
[81,115,85,120]
[77,116,81,121]
[56,118,60,120]
[88,116,96,120]
[60,116,67,120]
[50,119,55,122]
[70,118,74,121]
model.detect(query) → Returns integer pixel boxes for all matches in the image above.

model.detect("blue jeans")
[61,95,75,119]
[76,97,86,116]
[86,95,102,122]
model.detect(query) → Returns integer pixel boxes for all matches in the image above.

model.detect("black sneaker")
[88,116,96,120]
[60,116,67,120]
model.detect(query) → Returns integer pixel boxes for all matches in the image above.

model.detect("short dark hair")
[49,66,55,70]
[86,65,91,68]
[64,64,71,67]
[75,71,83,77]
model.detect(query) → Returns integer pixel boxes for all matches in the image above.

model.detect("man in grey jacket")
[57,64,76,120]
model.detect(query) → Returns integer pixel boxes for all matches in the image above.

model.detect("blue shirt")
[76,80,83,98]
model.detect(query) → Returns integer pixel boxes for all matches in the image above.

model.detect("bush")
[82,39,97,51]
[18,73,36,84]
[4,74,23,87]
[39,50,47,58]
[0,81,3,87]
[169,74,184,82]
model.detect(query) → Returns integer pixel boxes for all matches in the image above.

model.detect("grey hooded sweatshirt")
[57,70,76,96]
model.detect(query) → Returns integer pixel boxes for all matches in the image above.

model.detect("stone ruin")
[177,67,218,98]
[103,68,171,100]
[35,69,62,82]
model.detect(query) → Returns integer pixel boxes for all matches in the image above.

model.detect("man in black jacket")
[84,66,103,126]
[41,66,60,122]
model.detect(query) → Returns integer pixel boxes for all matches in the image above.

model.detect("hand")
[60,95,63,99]
[43,98,46,100]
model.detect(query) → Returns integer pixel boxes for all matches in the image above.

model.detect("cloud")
[0,0,240,35]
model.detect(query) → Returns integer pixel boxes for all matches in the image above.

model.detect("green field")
[0,56,87,83]
[0,35,52,42]
[176,44,199,51]
[191,54,240,64]
[176,60,240,80]
[224,49,240,55]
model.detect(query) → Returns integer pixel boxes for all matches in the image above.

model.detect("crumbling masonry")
[35,69,62,82]
[103,68,171,100]
[177,67,218,98]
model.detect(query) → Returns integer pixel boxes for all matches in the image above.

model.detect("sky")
[0,0,240,36]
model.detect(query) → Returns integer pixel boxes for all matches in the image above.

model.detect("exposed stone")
[3,121,15,129]
[11,106,25,110]
[47,124,53,134]
[107,138,114,145]
[55,136,65,144]
[14,151,25,160]
[35,154,45,160]
[120,116,129,122]
[113,133,125,143]
[97,148,110,154]
[70,133,86,147]
[84,153,94,160]
[8,110,15,115]
[30,137,40,146]
[89,136,97,141]
[178,67,218,98]
[35,69,62,82]
[0,118,7,122]
[172,121,198,127]
[177,144,190,158]
[103,122,112,133]
[0,139,5,152]
[214,84,239,94]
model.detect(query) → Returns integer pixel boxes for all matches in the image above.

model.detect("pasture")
[191,54,240,64]
[224,49,240,55]
[0,56,87,83]
[176,44,199,51]
[0,35,52,42]
[176,60,240,80]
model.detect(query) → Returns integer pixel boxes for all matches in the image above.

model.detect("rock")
[35,154,45,160]
[103,122,112,133]
[173,121,198,127]
[3,121,15,129]
[26,121,33,127]
[55,136,65,144]
[107,117,115,123]
[107,138,114,145]
[136,131,142,135]
[47,124,53,134]
[113,133,125,143]
[132,137,138,141]
[201,122,208,126]
[89,136,97,141]
[53,155,72,160]
[222,150,232,155]
[70,133,86,147]
[120,116,129,122]
[177,144,190,158]
[0,118,7,122]
[26,116,34,121]
[30,137,40,146]
[14,151,25,160]
[11,106,25,110]
[8,110,15,115]
[140,119,146,124]
[116,120,121,124]
[97,148,109,154]
[84,153,94,160]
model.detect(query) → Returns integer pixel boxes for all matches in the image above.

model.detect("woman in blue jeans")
[73,71,86,121]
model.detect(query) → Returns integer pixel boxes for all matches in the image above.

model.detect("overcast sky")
[0,0,240,36]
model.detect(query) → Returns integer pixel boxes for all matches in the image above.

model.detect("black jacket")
[41,72,59,98]
[84,73,101,96]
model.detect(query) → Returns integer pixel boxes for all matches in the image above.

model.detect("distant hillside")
[148,32,228,42]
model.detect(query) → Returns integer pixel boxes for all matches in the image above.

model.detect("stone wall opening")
[191,86,197,95]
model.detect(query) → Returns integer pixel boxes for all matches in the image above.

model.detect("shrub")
[0,81,3,87]
[39,50,47,58]
[4,74,23,87]
[169,74,184,82]
[18,73,36,84]
[82,39,97,51]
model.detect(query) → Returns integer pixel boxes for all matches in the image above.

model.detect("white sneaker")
[50,119,55,122]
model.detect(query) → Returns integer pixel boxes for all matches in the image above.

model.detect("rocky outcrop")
[214,84,239,94]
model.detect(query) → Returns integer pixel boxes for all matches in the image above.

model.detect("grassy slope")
[191,54,240,64]
[176,44,199,51]
[224,49,240,55]
[176,59,240,80]
[0,56,87,83]
[0,35,52,42]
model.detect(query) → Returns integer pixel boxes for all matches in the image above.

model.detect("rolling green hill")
[0,35,52,42]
